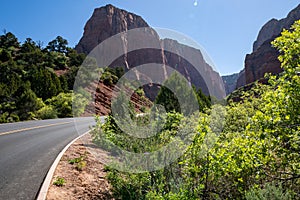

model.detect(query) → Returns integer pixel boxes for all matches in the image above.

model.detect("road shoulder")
[45,134,113,199]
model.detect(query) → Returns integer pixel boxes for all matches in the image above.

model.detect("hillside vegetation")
[91,20,300,199]
[0,33,89,123]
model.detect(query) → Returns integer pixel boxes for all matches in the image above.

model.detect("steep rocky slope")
[245,38,281,84]
[75,4,149,54]
[222,73,239,95]
[239,4,300,86]
[236,69,246,89]
[75,4,225,100]
[83,81,153,116]
[253,4,300,52]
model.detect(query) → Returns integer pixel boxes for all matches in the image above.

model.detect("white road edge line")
[36,130,91,200]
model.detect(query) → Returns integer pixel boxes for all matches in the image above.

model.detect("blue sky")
[0,0,299,75]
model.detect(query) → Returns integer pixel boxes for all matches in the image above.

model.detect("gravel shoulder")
[46,134,114,200]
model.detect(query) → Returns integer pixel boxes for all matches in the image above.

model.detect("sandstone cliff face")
[161,38,220,97]
[252,19,282,52]
[76,4,225,99]
[75,4,149,54]
[236,69,246,89]
[222,73,239,95]
[241,4,300,85]
[253,4,300,51]
[245,39,281,84]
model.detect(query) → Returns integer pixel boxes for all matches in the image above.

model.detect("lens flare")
[194,0,198,6]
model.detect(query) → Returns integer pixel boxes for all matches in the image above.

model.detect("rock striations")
[245,38,281,84]
[75,4,226,99]
[75,4,149,54]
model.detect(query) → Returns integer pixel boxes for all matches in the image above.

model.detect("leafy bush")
[72,92,89,117]
[101,70,119,86]
[0,112,19,123]
[46,92,73,118]
[245,183,292,200]
[100,66,125,86]
[35,105,57,119]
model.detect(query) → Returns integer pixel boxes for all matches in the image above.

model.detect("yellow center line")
[0,121,74,136]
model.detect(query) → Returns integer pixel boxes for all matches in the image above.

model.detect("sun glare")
[194,0,198,6]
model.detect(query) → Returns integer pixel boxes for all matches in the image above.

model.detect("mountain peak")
[75,4,149,54]
[253,3,300,51]
[75,5,226,99]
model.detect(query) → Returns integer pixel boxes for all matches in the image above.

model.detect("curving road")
[0,117,96,200]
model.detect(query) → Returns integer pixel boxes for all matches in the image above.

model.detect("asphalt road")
[0,117,96,200]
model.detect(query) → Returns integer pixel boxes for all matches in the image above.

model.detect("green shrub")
[36,105,57,119]
[245,183,292,200]
[76,160,87,171]
[53,177,66,187]
[68,154,87,171]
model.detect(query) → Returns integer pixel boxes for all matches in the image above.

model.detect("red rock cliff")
[75,4,225,99]
[242,4,300,85]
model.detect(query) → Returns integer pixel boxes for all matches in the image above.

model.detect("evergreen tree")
[46,36,68,54]
[155,71,205,114]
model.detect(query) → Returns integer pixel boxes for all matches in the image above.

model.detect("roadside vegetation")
[53,177,66,187]
[0,33,88,123]
[68,152,88,171]
[2,16,300,200]
[91,20,300,199]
